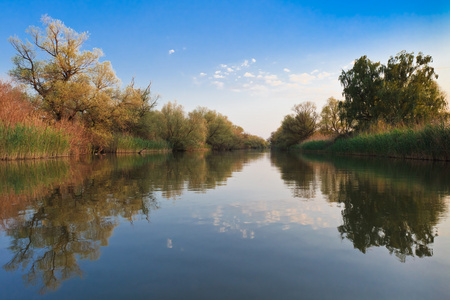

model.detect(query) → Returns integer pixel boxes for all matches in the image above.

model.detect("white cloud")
[267,80,283,87]
[212,81,224,89]
[264,74,278,80]
[199,58,339,100]
[168,49,175,55]
[289,73,316,84]
[317,72,331,79]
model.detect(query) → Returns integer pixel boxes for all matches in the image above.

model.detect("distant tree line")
[270,51,448,149]
[5,16,266,153]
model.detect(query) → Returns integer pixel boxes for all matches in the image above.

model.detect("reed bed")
[0,123,70,160]
[108,134,170,153]
[300,124,450,161]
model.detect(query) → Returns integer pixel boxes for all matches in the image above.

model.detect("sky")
[0,0,449,138]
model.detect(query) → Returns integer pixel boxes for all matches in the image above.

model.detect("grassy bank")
[0,123,71,160]
[299,124,450,161]
[108,134,171,153]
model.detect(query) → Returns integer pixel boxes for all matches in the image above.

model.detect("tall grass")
[300,140,332,151]
[0,80,91,159]
[108,134,170,153]
[300,124,450,161]
[0,123,70,159]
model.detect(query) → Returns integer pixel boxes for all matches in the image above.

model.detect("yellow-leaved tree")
[9,16,158,150]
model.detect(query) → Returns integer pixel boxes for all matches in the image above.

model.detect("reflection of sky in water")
[1,152,450,299]
[176,154,344,240]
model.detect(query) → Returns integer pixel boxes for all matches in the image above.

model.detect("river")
[0,151,449,299]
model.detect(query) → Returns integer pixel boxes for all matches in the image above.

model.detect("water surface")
[1,151,449,299]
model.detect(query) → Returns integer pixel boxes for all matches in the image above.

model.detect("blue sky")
[1,0,449,138]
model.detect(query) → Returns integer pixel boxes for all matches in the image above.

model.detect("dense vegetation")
[0,16,266,159]
[270,51,449,160]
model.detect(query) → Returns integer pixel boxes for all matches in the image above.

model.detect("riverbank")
[0,123,171,160]
[298,124,450,161]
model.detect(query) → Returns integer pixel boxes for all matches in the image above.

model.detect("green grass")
[0,122,70,160]
[109,134,171,153]
[299,140,331,151]
[300,124,450,161]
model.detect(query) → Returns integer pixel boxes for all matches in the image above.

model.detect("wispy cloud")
[168,49,175,55]
[194,58,337,98]
[212,81,224,89]
[289,73,315,84]
[317,72,331,79]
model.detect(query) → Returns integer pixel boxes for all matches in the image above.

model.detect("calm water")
[0,151,449,299]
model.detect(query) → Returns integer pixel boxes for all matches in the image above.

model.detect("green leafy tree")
[9,16,159,150]
[319,97,352,134]
[192,107,236,150]
[338,56,383,130]
[339,51,447,130]
[158,102,207,151]
[271,102,318,149]
[381,51,446,124]
[9,16,119,121]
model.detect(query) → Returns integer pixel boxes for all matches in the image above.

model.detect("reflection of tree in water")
[332,176,445,262]
[2,158,160,294]
[274,153,449,262]
[0,151,264,293]
[270,152,317,199]
[148,151,263,199]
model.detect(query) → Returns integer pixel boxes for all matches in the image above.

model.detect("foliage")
[8,16,159,152]
[339,51,447,130]
[108,134,170,152]
[157,102,207,151]
[299,140,331,151]
[319,97,352,134]
[300,124,450,160]
[192,107,236,150]
[0,80,90,158]
[0,123,70,160]
[270,102,318,149]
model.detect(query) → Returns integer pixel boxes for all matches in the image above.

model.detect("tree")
[319,97,351,134]
[158,102,206,151]
[9,16,159,150]
[270,102,318,149]
[9,16,118,121]
[192,107,236,150]
[381,51,446,124]
[338,56,383,130]
[339,51,447,131]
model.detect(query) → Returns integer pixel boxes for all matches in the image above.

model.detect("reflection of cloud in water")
[203,199,340,239]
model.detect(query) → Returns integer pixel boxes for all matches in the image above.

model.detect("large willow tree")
[9,16,157,147]
[339,51,447,130]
